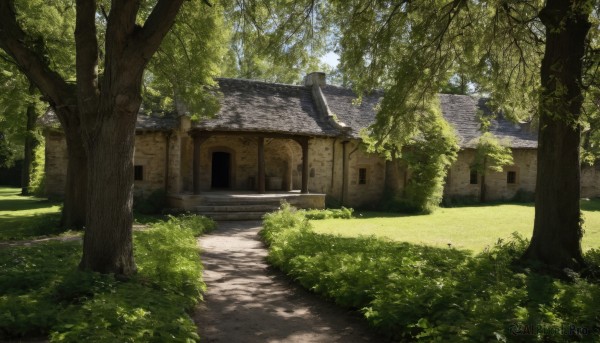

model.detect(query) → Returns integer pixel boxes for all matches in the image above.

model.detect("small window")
[358,168,367,185]
[507,171,517,184]
[469,170,478,184]
[134,165,144,181]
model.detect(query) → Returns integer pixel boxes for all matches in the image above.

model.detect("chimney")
[304,72,326,87]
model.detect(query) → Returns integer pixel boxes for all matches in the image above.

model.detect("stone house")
[42,72,600,214]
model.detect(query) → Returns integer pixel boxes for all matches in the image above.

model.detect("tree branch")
[126,0,185,67]
[0,0,74,109]
[75,0,100,113]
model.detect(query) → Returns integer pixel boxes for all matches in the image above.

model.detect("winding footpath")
[193,221,381,343]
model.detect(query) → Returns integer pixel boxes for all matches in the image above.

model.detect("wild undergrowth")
[261,205,600,342]
[0,214,214,342]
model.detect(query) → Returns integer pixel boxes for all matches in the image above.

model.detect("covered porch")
[174,130,313,195]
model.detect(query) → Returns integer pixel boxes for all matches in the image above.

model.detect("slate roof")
[40,109,177,131]
[192,78,339,137]
[39,78,538,149]
[439,94,538,149]
[320,85,382,138]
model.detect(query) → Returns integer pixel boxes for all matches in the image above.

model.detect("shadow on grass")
[0,187,67,241]
[581,198,600,212]
[263,210,600,341]
[0,212,65,241]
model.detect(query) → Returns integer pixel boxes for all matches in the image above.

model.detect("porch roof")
[192,78,340,137]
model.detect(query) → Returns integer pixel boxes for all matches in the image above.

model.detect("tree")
[0,0,226,275]
[0,59,45,195]
[221,0,331,84]
[471,133,514,203]
[329,0,598,272]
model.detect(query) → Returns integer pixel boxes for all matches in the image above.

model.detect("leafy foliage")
[301,206,353,220]
[472,133,514,174]
[221,0,331,84]
[28,141,46,196]
[134,189,167,215]
[0,214,214,341]
[364,100,459,213]
[262,206,600,342]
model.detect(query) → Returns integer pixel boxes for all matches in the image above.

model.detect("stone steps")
[194,202,281,221]
[195,204,280,212]
[198,211,268,221]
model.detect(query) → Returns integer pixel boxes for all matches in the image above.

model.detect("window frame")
[358,167,367,185]
[469,169,478,185]
[507,170,517,184]
[134,165,144,181]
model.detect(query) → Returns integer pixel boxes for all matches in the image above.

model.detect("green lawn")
[0,184,215,341]
[0,187,64,240]
[0,187,166,241]
[311,200,600,252]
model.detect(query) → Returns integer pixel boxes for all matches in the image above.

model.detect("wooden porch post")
[192,134,204,195]
[258,137,266,194]
[301,138,309,194]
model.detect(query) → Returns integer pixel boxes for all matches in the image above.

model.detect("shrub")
[511,188,535,203]
[134,189,167,215]
[29,141,46,196]
[262,208,600,342]
[302,207,353,220]
[0,214,215,342]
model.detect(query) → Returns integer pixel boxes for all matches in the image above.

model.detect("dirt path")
[193,221,382,343]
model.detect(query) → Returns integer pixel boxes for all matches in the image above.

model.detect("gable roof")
[439,94,537,149]
[320,85,382,139]
[39,109,177,131]
[39,76,538,149]
[192,78,340,137]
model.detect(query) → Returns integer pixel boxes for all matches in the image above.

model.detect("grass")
[311,200,600,252]
[0,214,215,342]
[0,187,64,240]
[262,205,600,342]
[0,187,167,240]
[0,186,216,341]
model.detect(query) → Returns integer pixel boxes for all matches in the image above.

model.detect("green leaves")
[473,132,514,174]
[0,214,215,341]
[262,208,600,342]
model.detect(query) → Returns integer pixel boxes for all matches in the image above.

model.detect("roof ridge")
[216,77,305,89]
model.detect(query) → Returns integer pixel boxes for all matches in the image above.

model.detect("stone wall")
[581,164,600,198]
[132,132,168,197]
[44,131,168,198]
[345,140,387,208]
[187,135,340,194]
[44,131,68,198]
[444,148,537,201]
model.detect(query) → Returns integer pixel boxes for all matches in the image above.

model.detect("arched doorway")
[211,152,231,189]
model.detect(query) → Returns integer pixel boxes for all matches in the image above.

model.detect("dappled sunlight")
[263,208,600,341]
[312,200,600,252]
[195,221,379,342]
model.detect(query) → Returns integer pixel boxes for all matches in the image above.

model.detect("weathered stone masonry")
[42,72,600,210]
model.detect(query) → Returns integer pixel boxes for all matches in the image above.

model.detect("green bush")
[134,189,167,215]
[262,207,600,342]
[302,207,353,220]
[511,188,535,203]
[0,214,215,342]
[28,141,46,196]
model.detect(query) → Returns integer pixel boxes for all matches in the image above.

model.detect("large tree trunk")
[522,0,591,271]
[61,123,87,229]
[78,105,138,275]
[20,83,37,195]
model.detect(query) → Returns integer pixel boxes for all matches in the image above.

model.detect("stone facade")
[44,131,68,198]
[444,148,538,201]
[41,74,600,210]
[43,129,600,208]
